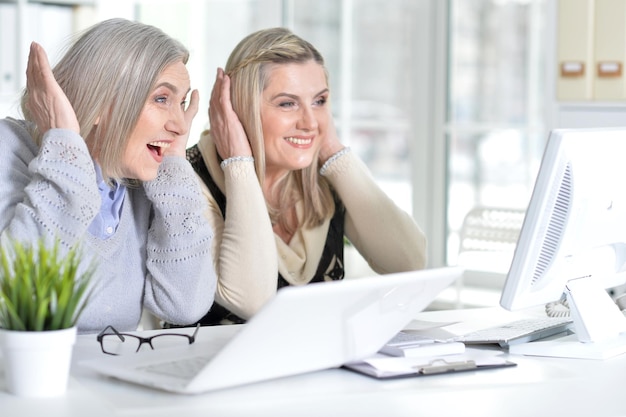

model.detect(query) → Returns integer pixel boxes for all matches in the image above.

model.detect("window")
[446,0,549,271]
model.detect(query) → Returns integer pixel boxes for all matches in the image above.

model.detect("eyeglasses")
[97,324,200,355]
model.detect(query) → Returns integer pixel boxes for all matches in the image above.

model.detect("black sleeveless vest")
[186,145,346,325]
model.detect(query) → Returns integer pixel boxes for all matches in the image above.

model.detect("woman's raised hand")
[164,88,199,158]
[208,68,252,159]
[25,42,80,135]
[318,111,345,165]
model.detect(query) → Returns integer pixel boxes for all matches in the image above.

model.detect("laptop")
[81,267,461,394]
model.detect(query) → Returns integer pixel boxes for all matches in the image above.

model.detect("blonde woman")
[188,27,426,325]
[0,19,216,333]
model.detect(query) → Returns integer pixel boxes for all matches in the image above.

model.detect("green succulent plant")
[0,237,94,331]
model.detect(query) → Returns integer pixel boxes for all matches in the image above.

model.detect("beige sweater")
[197,132,427,320]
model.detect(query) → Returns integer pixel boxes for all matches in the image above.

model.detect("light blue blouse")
[88,163,125,239]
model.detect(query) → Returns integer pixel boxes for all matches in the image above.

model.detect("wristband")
[220,155,254,170]
[319,147,351,176]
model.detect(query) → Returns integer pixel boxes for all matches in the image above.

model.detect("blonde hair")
[21,18,189,185]
[225,27,334,232]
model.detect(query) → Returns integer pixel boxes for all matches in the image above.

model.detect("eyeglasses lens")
[101,335,143,355]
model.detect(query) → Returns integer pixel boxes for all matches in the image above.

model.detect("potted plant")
[0,237,94,397]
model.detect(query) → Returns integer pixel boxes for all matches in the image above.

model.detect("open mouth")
[147,141,171,157]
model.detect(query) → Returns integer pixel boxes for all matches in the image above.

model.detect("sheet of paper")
[400,320,462,342]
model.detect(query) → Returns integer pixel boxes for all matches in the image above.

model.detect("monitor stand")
[509,276,626,360]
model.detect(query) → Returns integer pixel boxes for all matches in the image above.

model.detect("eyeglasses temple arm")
[190,323,201,343]
[97,325,126,342]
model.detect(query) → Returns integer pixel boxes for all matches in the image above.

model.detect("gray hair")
[22,18,189,184]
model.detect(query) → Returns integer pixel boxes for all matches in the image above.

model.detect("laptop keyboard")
[460,316,573,347]
[137,355,211,379]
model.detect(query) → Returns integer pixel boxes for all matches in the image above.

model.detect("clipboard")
[343,355,517,380]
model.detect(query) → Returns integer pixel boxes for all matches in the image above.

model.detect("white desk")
[3,307,626,417]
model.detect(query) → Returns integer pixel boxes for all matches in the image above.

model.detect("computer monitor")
[500,127,626,359]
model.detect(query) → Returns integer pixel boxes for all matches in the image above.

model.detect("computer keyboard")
[460,316,573,348]
[137,355,210,379]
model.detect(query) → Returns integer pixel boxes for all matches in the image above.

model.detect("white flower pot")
[0,327,76,397]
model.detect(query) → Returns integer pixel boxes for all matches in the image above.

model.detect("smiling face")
[260,60,330,183]
[120,60,191,181]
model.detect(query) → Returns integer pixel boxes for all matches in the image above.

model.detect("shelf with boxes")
[557,0,626,102]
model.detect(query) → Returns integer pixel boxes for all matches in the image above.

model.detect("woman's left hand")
[164,89,200,157]
[318,113,345,165]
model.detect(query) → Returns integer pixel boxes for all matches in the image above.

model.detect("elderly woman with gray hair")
[0,18,216,333]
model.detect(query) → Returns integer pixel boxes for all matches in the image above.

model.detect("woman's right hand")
[25,42,80,135]
[208,68,252,159]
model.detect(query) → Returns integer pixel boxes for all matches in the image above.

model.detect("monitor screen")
[500,127,626,359]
